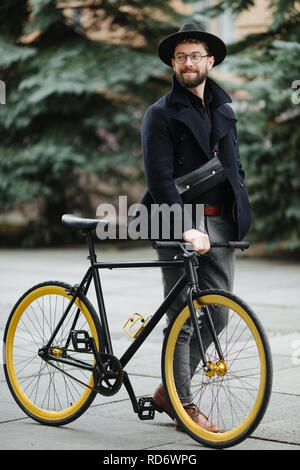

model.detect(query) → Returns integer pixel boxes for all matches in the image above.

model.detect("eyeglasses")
[174,52,210,64]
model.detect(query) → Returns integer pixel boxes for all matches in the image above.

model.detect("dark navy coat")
[130,75,251,241]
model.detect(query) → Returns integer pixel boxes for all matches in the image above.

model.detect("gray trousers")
[156,214,236,402]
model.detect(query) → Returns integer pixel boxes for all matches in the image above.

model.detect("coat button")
[240,182,244,188]
[178,157,184,165]
[234,137,237,144]
[180,133,186,141]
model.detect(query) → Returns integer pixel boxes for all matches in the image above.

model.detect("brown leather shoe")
[153,384,174,420]
[175,403,224,433]
[153,385,223,433]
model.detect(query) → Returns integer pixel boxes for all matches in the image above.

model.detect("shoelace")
[183,403,208,421]
[183,403,197,410]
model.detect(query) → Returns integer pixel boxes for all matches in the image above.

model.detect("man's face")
[171,41,214,89]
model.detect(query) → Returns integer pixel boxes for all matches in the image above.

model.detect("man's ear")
[171,57,176,71]
[208,55,215,70]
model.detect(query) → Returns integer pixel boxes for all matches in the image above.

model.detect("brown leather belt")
[204,205,223,216]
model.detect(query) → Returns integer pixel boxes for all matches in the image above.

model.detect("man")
[131,23,251,432]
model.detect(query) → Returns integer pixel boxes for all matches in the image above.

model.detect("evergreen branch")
[227,13,300,54]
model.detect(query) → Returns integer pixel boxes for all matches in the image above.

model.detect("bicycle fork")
[183,253,224,374]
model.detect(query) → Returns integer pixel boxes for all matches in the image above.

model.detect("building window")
[218,8,236,44]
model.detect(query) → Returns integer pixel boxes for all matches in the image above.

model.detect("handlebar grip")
[211,241,250,250]
[152,241,249,251]
[152,241,189,249]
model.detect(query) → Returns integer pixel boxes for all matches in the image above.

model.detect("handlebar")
[152,241,249,251]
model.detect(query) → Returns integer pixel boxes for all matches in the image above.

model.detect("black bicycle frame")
[44,232,223,411]
[45,251,191,362]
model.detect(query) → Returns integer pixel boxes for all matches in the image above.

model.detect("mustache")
[181,68,199,73]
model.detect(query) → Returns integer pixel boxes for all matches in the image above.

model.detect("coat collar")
[168,75,236,159]
[168,73,232,109]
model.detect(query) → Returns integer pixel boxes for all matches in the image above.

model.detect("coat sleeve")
[221,103,245,180]
[235,132,246,180]
[141,104,195,233]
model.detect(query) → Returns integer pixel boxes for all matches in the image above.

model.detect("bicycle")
[3,214,272,449]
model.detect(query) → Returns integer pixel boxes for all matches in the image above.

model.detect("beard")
[175,68,207,89]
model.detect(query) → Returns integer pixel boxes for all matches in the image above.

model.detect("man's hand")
[182,228,210,254]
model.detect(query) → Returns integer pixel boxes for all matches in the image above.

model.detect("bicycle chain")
[46,360,98,393]
[46,354,124,396]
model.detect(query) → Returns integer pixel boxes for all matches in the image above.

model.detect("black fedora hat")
[158,22,226,67]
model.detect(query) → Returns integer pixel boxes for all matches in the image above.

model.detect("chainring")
[93,353,124,397]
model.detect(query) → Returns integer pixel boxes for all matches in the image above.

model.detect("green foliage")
[184,0,256,16]
[0,0,186,246]
[1,0,299,250]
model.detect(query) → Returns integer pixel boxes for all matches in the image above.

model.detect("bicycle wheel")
[3,281,103,426]
[162,290,272,449]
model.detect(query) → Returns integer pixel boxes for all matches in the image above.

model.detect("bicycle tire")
[162,290,272,449]
[3,281,103,426]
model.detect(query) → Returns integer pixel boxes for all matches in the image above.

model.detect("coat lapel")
[169,75,236,159]
[173,107,211,159]
[210,105,237,150]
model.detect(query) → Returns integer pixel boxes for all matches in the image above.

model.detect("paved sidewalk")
[0,245,299,454]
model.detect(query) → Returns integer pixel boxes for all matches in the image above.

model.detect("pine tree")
[0,0,187,245]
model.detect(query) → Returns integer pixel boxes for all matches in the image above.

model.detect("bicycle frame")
[43,232,224,414]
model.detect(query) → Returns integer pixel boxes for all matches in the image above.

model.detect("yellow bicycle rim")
[5,285,99,422]
[164,294,267,443]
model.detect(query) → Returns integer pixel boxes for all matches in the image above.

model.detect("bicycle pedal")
[71,330,92,352]
[138,397,155,421]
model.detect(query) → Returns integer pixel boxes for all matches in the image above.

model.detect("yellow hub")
[51,346,63,358]
[205,359,227,377]
[216,359,227,376]
[205,361,216,377]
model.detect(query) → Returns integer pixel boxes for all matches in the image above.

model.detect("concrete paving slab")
[1,394,299,451]
[1,414,181,451]
[271,364,300,395]
[252,391,300,443]
[1,246,300,453]
[152,438,300,451]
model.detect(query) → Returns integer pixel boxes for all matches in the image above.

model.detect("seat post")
[85,230,97,265]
